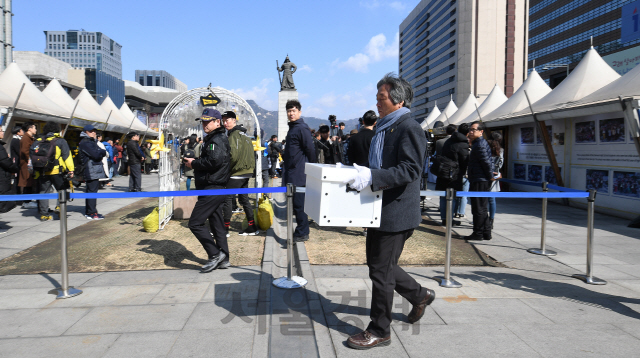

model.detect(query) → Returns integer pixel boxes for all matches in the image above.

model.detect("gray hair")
[376,72,413,108]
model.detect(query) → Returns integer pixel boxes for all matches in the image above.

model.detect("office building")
[530,0,640,87]
[0,0,13,72]
[84,68,125,108]
[135,70,187,92]
[399,0,528,120]
[43,30,122,79]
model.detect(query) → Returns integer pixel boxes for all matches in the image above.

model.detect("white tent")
[524,47,620,114]
[420,103,440,130]
[119,102,152,135]
[431,98,458,127]
[42,79,101,123]
[461,84,507,124]
[74,89,111,127]
[448,93,478,125]
[482,69,551,124]
[100,96,139,133]
[0,63,70,120]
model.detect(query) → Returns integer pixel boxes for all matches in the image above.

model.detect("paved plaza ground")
[0,176,639,357]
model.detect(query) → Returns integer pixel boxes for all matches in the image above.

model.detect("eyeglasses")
[469,128,482,133]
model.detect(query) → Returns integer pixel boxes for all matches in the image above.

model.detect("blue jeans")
[186,177,192,190]
[455,178,469,216]
[439,196,459,221]
[488,197,496,219]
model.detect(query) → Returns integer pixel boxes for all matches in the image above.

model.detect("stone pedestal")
[278,90,298,140]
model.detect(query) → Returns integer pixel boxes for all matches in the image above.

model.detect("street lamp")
[542,63,570,76]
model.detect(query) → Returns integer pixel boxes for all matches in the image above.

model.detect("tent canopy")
[420,102,440,130]
[42,79,99,122]
[461,84,507,124]
[431,98,458,128]
[448,94,478,125]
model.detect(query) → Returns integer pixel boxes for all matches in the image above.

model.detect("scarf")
[368,107,410,169]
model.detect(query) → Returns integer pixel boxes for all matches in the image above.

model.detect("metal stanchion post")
[434,188,462,288]
[272,184,308,289]
[573,189,607,285]
[56,189,82,299]
[528,182,557,256]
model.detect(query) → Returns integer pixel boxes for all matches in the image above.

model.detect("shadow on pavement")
[137,239,207,270]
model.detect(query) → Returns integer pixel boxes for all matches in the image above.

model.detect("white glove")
[343,164,372,192]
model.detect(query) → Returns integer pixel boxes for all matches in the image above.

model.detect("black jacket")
[269,141,283,158]
[347,128,375,167]
[0,140,18,194]
[370,111,427,232]
[10,136,21,168]
[283,118,316,187]
[79,133,107,181]
[435,132,470,191]
[192,126,231,188]
[126,140,143,166]
[467,137,494,182]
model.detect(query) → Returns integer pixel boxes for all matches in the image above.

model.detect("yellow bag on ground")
[143,207,159,233]
[257,194,274,230]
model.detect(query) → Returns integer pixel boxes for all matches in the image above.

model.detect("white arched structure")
[158,86,261,229]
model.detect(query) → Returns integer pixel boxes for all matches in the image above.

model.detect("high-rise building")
[399,0,529,120]
[43,30,122,79]
[529,0,640,87]
[135,70,187,92]
[0,0,13,72]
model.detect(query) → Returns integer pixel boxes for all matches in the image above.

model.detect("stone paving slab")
[102,331,181,358]
[0,307,91,338]
[0,334,120,358]
[167,328,255,358]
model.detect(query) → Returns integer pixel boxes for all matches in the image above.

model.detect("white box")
[304,163,382,227]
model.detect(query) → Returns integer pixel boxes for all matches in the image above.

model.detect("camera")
[62,171,74,181]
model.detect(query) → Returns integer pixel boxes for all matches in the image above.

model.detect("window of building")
[49,34,52,42]
[147,75,153,86]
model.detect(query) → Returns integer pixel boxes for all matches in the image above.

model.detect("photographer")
[268,135,282,178]
[35,121,74,222]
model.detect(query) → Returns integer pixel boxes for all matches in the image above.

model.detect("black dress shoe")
[464,234,484,241]
[483,233,492,241]
[408,288,436,323]
[441,220,461,227]
[347,330,390,350]
[201,252,227,273]
[293,235,309,243]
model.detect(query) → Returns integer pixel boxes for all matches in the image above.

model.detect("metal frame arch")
[157,86,263,230]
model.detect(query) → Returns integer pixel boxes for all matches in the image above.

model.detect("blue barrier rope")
[547,184,585,193]
[500,178,541,188]
[457,191,589,198]
[0,187,287,202]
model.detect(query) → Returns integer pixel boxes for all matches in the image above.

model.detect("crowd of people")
[0,121,157,221]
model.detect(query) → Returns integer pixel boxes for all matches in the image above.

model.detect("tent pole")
[2,83,25,150]
[120,115,137,144]
[524,90,567,204]
[61,100,79,138]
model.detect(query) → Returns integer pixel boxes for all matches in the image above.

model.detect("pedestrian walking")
[19,122,37,208]
[282,99,316,243]
[434,123,469,227]
[465,121,495,241]
[78,125,107,220]
[268,135,282,178]
[126,133,144,192]
[344,73,435,350]
[487,132,504,229]
[185,108,231,272]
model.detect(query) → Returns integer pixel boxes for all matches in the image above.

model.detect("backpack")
[430,154,459,181]
[29,138,59,172]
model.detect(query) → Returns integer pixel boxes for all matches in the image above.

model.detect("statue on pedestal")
[277,56,297,91]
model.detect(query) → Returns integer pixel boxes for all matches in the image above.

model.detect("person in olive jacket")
[221,111,258,236]
[184,108,231,273]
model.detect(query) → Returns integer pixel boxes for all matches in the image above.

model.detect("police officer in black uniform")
[184,108,232,272]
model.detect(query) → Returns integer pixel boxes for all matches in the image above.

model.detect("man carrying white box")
[344,73,436,350]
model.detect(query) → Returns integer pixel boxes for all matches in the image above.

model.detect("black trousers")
[269,156,278,177]
[470,181,491,236]
[293,191,309,237]
[129,164,142,190]
[366,228,426,338]
[223,178,255,225]
[38,174,66,215]
[188,185,229,260]
[85,179,100,215]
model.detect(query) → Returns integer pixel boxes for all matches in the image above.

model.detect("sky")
[13,0,420,120]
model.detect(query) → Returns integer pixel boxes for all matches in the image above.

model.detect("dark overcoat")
[283,118,316,187]
[370,111,427,233]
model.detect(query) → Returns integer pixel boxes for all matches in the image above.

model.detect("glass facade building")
[400,0,528,121]
[529,0,640,87]
[135,70,188,92]
[85,68,125,108]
